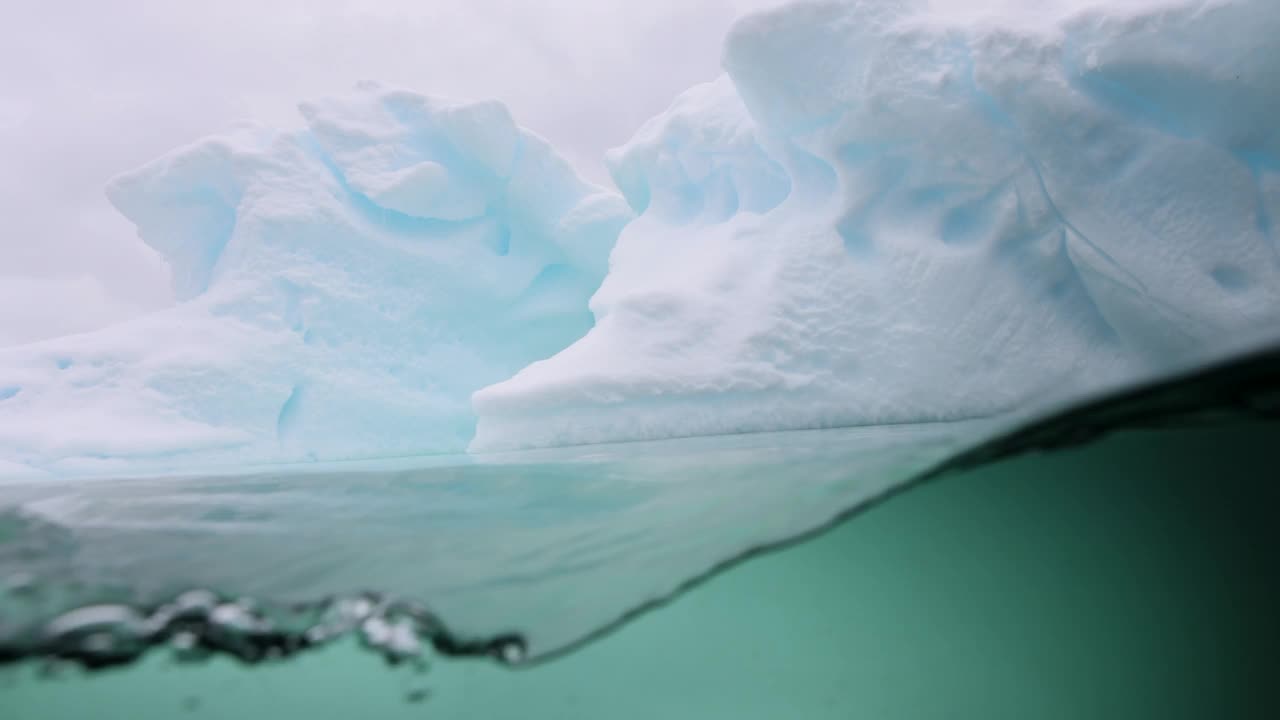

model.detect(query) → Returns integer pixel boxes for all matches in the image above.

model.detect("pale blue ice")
[0,0,1277,476]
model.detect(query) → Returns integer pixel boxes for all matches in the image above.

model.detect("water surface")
[0,345,1277,717]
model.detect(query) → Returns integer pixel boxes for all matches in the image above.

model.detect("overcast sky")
[0,0,790,345]
[0,0,1168,346]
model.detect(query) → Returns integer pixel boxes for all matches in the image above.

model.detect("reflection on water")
[0,419,991,662]
[3,421,1276,718]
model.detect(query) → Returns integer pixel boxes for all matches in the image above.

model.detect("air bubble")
[497,639,526,665]
[7,588,527,675]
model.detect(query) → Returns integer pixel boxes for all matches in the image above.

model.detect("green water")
[3,422,1275,719]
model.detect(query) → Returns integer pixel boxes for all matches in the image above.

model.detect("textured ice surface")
[471,0,1280,449]
[0,84,630,475]
[1,0,1279,472]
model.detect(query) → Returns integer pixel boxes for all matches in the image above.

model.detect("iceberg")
[0,85,631,475]
[1,0,1278,473]
[1,0,1280,698]
[472,0,1280,449]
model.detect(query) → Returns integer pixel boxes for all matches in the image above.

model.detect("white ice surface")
[0,84,630,475]
[471,0,1280,449]
[2,0,1277,472]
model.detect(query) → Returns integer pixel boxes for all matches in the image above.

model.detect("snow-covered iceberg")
[1,0,1278,472]
[0,85,630,475]
[471,0,1280,449]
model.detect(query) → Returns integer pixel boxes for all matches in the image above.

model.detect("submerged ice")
[1,0,1279,472]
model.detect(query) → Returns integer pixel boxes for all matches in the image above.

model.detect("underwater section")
[0,342,1276,677]
[0,416,988,666]
[2,405,1276,718]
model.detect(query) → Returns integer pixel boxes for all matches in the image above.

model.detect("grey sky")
[0,0,780,345]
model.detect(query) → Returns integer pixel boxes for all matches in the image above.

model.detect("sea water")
[1,351,1277,718]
